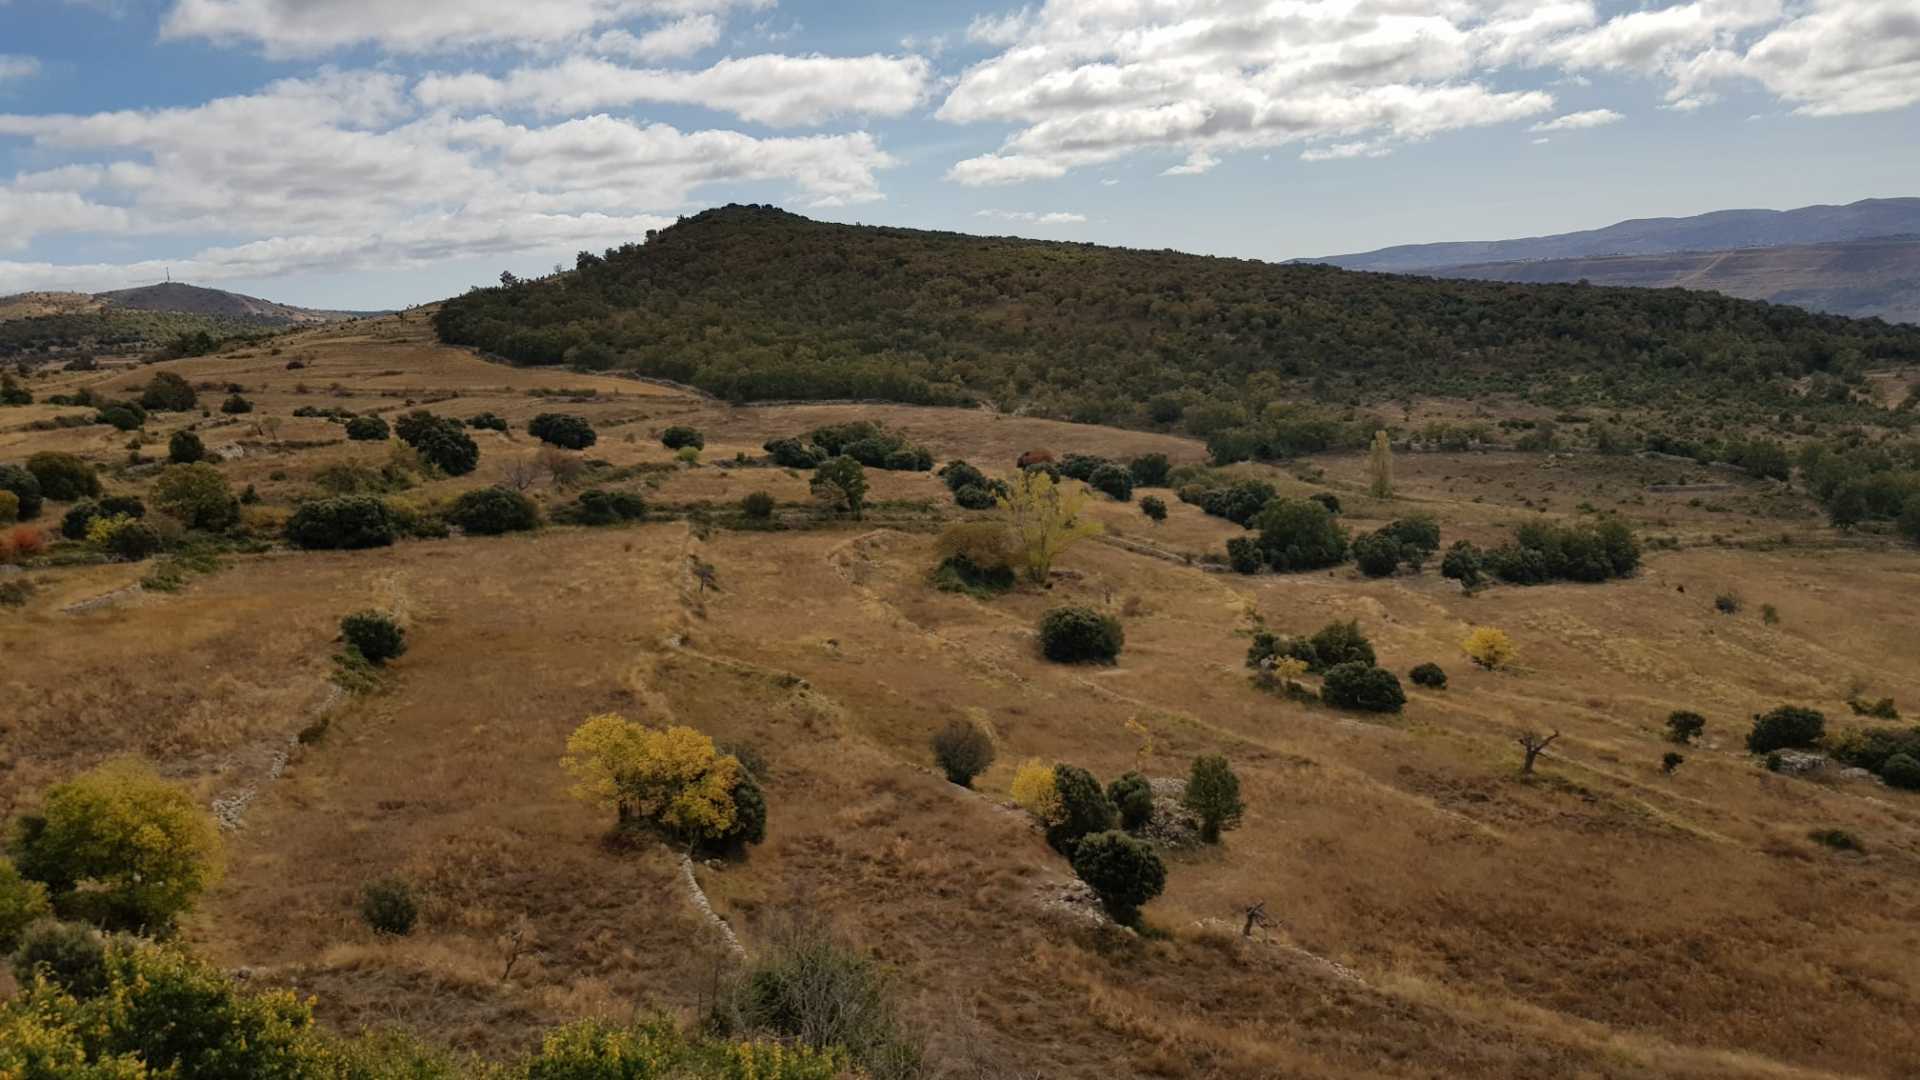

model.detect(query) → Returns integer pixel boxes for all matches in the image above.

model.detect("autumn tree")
[562,715,756,848]
[999,469,1102,584]
[1462,626,1515,670]
[1010,758,1063,825]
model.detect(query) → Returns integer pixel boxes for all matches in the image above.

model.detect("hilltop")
[433,205,1920,435]
[94,281,381,323]
[0,281,383,362]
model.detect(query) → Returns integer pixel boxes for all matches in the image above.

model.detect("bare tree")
[539,446,586,490]
[498,454,547,492]
[1517,729,1561,775]
[1241,899,1272,938]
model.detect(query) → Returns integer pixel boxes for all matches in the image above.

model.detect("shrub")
[562,715,752,845]
[1380,515,1441,560]
[0,858,51,953]
[0,372,29,406]
[1070,831,1166,926]
[1410,662,1447,689]
[930,718,994,787]
[1441,540,1485,587]
[1,525,47,562]
[1129,453,1171,487]
[0,490,14,525]
[716,923,921,1077]
[1747,706,1826,754]
[139,371,197,412]
[1809,828,1864,852]
[1048,764,1116,855]
[1309,620,1375,671]
[1462,626,1515,670]
[169,430,207,464]
[953,483,997,510]
[97,404,143,431]
[449,486,540,535]
[358,878,418,935]
[565,488,647,526]
[1487,519,1641,584]
[529,412,597,450]
[1183,755,1244,843]
[810,456,868,517]
[395,411,480,475]
[1197,479,1276,525]
[151,463,239,531]
[1038,606,1123,664]
[1714,591,1742,615]
[467,411,508,432]
[1662,751,1685,774]
[675,445,701,464]
[1321,663,1407,713]
[345,414,390,440]
[1140,494,1168,523]
[1226,536,1264,573]
[26,452,100,502]
[742,491,776,520]
[1251,497,1349,571]
[285,495,395,549]
[1824,725,1920,773]
[1108,772,1154,831]
[1309,491,1341,514]
[1882,753,1920,791]
[1010,758,1063,824]
[1352,531,1403,577]
[1246,630,1318,672]
[1088,463,1133,501]
[764,436,825,468]
[101,519,163,561]
[219,394,253,414]
[8,759,224,931]
[937,459,987,493]
[9,919,107,997]
[661,425,705,450]
[341,610,406,664]
[1667,711,1706,744]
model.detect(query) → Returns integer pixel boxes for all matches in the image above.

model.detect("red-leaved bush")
[1,525,47,561]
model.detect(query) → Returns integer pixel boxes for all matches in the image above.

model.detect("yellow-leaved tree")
[563,715,745,845]
[998,470,1102,584]
[1462,627,1516,670]
[1009,758,1064,824]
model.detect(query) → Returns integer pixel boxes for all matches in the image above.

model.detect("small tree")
[285,495,395,550]
[1517,730,1560,775]
[341,611,406,664]
[1107,772,1153,831]
[168,430,206,464]
[1321,663,1406,713]
[660,426,705,451]
[345,415,390,441]
[139,371,197,412]
[0,857,51,952]
[529,413,597,450]
[1088,463,1133,501]
[561,714,749,846]
[1746,706,1825,754]
[1070,831,1165,926]
[1140,495,1168,523]
[359,878,419,936]
[1010,758,1063,825]
[1410,662,1447,689]
[220,394,253,414]
[810,456,868,518]
[26,452,101,502]
[1038,606,1123,664]
[1129,453,1171,487]
[1000,469,1101,584]
[1367,430,1393,499]
[449,486,539,534]
[1047,764,1115,855]
[1250,498,1349,572]
[1441,541,1486,589]
[1661,752,1685,775]
[1462,626,1515,670]
[151,463,238,531]
[929,718,994,787]
[1182,755,1244,843]
[1666,710,1706,745]
[742,491,776,520]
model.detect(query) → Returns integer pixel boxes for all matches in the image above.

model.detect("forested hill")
[432,205,1920,430]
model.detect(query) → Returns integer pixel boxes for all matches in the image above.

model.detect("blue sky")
[1,0,1916,309]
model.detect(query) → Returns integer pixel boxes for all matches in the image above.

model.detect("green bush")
[1129,453,1170,487]
[929,718,994,787]
[0,490,14,525]
[1182,755,1244,843]
[1487,520,1640,584]
[168,430,206,464]
[713,770,768,853]
[395,411,480,476]
[716,924,921,1079]
[285,495,396,549]
[1667,711,1706,744]
[10,920,108,999]
[566,488,647,525]
[97,404,143,431]
[104,521,163,561]
[0,858,51,953]
[1410,662,1447,689]
[1140,495,1168,522]
[742,491,776,520]
[1309,491,1341,514]
[1321,663,1407,713]
[1038,606,1123,664]
[1251,498,1349,572]
[1088,463,1133,501]
[1441,540,1486,588]
[139,371,197,412]
[1246,630,1318,672]
[26,452,101,502]
[1226,536,1264,574]
[1,463,49,520]
[61,496,145,540]
[358,878,418,935]
[152,463,238,531]
[1070,830,1166,926]
[466,412,508,432]
[1107,772,1153,831]
[341,611,406,664]
[1747,706,1826,754]
[810,456,867,517]
[1308,620,1375,671]
[529,412,597,450]
[937,460,987,493]
[661,425,705,450]
[219,394,253,414]
[930,554,1016,597]
[1882,753,1920,791]
[449,486,540,535]
[1352,531,1403,577]
[764,436,825,468]
[344,414,390,441]
[1808,828,1863,852]
[1047,764,1115,856]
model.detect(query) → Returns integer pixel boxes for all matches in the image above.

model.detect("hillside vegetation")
[433,205,1920,431]
[0,282,375,362]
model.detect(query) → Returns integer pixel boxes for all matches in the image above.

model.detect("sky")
[0,0,1916,310]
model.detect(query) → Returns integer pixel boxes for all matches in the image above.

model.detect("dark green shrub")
[26,452,100,502]
[1088,463,1133,501]
[1321,663,1406,713]
[61,497,144,540]
[1070,830,1165,926]
[1252,498,1349,571]
[0,463,43,518]
[568,488,647,525]
[742,491,776,519]
[345,415,390,440]
[1352,531,1403,577]
[466,412,508,432]
[1226,536,1264,574]
[449,486,540,534]
[341,611,406,664]
[168,431,206,464]
[1198,479,1275,525]
[105,522,162,561]
[1128,453,1170,487]
[1488,520,1640,584]
[1058,454,1109,482]
[1140,495,1167,522]
[1667,711,1706,744]
[1309,492,1341,514]
[661,425,704,451]
[151,463,238,531]
[763,437,824,468]
[219,395,253,414]
[97,405,143,431]
[1183,755,1244,843]
[1809,828,1863,851]
[953,483,997,510]
[1662,751,1685,774]
[1038,606,1123,664]
[936,460,987,493]
[930,554,1016,597]
[9,920,106,997]
[1308,620,1375,671]
[358,878,418,935]
[1883,753,1920,791]
[1441,540,1486,587]
[529,413,597,450]
[929,718,994,787]
[1747,706,1825,754]
[0,373,29,406]
[139,372,197,412]
[395,412,480,476]
[1714,591,1741,615]
[810,456,867,517]
[1246,630,1317,671]
[1047,764,1116,855]
[1380,516,1441,560]
[285,495,396,550]
[1410,663,1447,689]
[1823,725,1920,772]
[0,860,50,953]
[1108,772,1153,831]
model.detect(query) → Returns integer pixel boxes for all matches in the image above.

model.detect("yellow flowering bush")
[1462,626,1516,670]
[562,715,745,844]
[1009,757,1064,824]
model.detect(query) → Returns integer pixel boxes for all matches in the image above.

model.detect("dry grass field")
[5,315,1920,1078]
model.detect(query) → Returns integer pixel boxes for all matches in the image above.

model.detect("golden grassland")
[4,316,1920,1078]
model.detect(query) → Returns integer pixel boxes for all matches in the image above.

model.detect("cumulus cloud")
[592,15,723,61]
[1530,108,1624,131]
[414,53,932,126]
[974,208,1087,225]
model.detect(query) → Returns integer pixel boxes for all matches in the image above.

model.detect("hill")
[95,281,379,323]
[433,204,1920,436]
[1310,197,1920,272]
[0,281,380,362]
[1417,237,1920,324]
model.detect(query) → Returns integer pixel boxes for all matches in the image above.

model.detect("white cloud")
[415,53,931,126]
[1301,140,1392,162]
[157,0,769,56]
[0,55,40,82]
[592,15,722,61]
[974,208,1086,225]
[1530,107,1624,131]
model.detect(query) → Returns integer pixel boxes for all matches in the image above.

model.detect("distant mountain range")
[0,282,380,325]
[1307,198,1920,322]
[0,282,384,360]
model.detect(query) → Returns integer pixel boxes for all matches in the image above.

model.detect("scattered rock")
[1035,879,1107,926]
[1141,777,1202,848]
[1770,750,1828,776]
